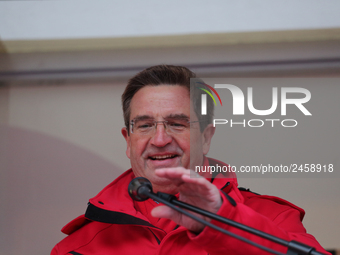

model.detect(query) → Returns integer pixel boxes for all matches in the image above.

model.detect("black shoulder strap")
[85,203,161,230]
[238,187,261,195]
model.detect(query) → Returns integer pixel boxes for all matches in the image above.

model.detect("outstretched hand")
[151,167,222,234]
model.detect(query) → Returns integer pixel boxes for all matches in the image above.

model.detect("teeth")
[151,155,175,160]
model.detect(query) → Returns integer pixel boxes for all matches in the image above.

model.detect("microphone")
[128,177,153,201]
[127,177,328,255]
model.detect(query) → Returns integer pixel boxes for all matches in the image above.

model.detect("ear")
[201,124,215,155]
[121,127,131,159]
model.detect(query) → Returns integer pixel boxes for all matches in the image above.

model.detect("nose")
[150,122,173,147]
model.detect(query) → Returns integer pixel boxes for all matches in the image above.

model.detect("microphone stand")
[130,178,327,255]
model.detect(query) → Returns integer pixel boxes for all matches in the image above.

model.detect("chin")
[154,186,179,195]
[151,177,178,194]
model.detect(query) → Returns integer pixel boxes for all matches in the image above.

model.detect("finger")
[181,171,208,185]
[154,168,190,186]
[151,205,205,233]
[178,171,213,192]
[151,205,180,221]
[155,168,217,202]
[155,167,189,179]
[155,168,206,186]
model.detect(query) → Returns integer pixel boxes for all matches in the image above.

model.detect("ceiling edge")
[1,28,340,54]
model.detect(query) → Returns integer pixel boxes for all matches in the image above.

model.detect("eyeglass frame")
[129,118,201,135]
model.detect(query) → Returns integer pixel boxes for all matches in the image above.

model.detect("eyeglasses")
[130,118,200,135]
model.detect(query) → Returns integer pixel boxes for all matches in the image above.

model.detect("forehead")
[130,85,191,119]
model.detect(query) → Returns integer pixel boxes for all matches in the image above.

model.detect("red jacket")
[51,158,329,255]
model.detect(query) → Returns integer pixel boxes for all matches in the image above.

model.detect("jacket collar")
[85,157,238,225]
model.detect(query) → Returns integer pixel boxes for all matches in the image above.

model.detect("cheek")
[180,134,200,156]
[177,134,190,150]
[130,137,149,157]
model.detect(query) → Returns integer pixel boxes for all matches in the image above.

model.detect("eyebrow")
[132,115,154,121]
[132,114,190,121]
[166,114,190,120]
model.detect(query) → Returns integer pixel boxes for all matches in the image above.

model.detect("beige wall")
[0,76,339,254]
[7,81,129,170]
[1,81,129,254]
[1,30,340,254]
[0,86,9,124]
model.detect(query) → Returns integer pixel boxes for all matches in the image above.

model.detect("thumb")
[151,205,179,220]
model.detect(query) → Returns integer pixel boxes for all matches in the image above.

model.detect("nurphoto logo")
[199,83,311,128]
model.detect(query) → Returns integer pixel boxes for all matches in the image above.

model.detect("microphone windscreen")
[128,177,152,201]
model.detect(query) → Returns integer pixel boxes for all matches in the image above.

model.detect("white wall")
[1,0,340,40]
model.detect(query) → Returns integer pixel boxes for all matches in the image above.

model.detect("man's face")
[122,85,214,193]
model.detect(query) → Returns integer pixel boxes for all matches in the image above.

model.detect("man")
[52,65,329,254]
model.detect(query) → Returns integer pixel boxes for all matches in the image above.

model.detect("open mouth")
[149,154,178,160]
